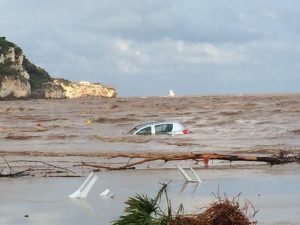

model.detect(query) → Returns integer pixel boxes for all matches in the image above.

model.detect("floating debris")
[171,193,257,225]
[100,188,115,198]
[84,119,93,125]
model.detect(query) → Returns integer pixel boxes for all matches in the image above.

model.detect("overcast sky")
[1,0,300,96]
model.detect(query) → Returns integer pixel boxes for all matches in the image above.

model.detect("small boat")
[169,89,175,97]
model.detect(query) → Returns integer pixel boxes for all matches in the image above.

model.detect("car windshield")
[128,123,154,134]
[128,127,138,134]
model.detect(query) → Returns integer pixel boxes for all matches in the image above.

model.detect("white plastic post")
[100,189,111,196]
[69,172,98,198]
[190,168,202,183]
[177,165,202,183]
[80,175,98,198]
[177,165,193,182]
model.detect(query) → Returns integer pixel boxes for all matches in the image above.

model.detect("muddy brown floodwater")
[0,94,300,224]
[1,94,300,154]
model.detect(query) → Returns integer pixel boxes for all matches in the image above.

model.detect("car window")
[136,126,152,135]
[155,124,173,134]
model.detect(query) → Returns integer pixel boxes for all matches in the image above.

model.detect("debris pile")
[275,150,300,164]
[171,194,257,225]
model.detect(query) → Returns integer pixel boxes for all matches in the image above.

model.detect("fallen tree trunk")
[80,151,300,170]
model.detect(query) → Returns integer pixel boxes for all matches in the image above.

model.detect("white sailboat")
[169,89,175,97]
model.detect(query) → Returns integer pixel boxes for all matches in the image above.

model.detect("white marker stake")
[177,165,202,183]
[80,175,98,198]
[69,172,98,198]
[177,165,193,182]
[100,189,111,196]
[190,168,202,183]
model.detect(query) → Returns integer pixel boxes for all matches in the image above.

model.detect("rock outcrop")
[0,37,117,99]
[53,79,116,98]
[0,75,30,99]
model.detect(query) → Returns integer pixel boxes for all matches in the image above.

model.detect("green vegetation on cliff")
[0,36,21,55]
[0,36,16,54]
[22,57,51,90]
[0,36,51,90]
[0,61,19,76]
[0,37,19,76]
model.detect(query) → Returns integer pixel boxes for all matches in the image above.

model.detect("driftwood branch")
[80,151,299,170]
[0,156,75,177]
[11,160,75,173]
[2,156,12,174]
[0,168,31,177]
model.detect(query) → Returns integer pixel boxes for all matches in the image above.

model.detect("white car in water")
[129,121,189,135]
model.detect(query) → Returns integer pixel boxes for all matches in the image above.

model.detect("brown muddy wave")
[94,117,139,123]
[89,135,151,143]
[5,133,41,140]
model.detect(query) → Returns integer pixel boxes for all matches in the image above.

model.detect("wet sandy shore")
[0,165,299,225]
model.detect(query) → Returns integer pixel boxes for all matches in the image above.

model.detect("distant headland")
[0,37,117,100]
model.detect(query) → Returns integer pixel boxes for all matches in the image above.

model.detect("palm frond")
[111,183,184,225]
[112,193,158,225]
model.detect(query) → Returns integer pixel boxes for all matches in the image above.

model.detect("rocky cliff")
[0,37,117,99]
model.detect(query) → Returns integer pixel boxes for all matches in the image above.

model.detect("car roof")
[134,121,181,129]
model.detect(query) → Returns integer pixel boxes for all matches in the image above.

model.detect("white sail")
[169,89,175,97]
